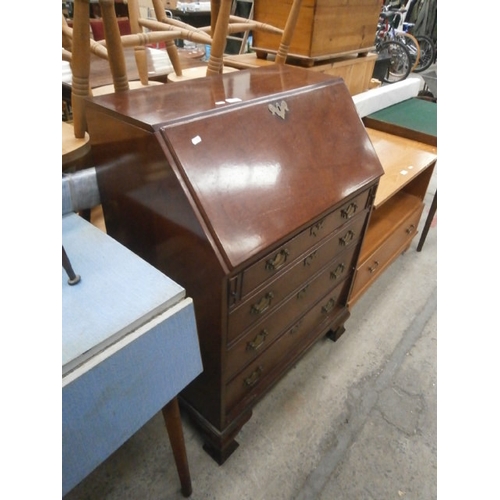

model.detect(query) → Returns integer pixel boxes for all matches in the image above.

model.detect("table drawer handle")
[368,260,379,273]
[244,366,263,387]
[322,297,336,314]
[339,230,355,246]
[330,263,345,281]
[251,292,274,315]
[406,224,416,235]
[341,202,358,219]
[265,249,289,271]
[247,330,268,351]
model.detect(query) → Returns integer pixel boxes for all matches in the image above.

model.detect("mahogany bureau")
[85,65,384,464]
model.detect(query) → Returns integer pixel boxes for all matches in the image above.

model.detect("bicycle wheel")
[379,40,412,83]
[413,35,435,72]
[395,32,420,72]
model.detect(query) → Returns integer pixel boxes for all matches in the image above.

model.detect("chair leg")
[417,190,437,252]
[162,397,193,497]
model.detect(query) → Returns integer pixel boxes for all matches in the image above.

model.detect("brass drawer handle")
[341,202,358,219]
[310,219,324,237]
[289,319,303,334]
[406,224,416,235]
[339,230,355,246]
[251,292,274,315]
[247,330,268,351]
[297,285,309,299]
[330,263,345,280]
[265,249,289,271]
[322,297,336,314]
[244,366,263,387]
[368,260,379,273]
[304,250,318,266]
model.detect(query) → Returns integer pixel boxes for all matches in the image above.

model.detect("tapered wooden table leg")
[417,190,437,252]
[162,397,192,497]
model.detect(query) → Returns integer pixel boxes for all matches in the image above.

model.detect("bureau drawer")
[228,213,367,342]
[226,244,358,378]
[350,203,424,301]
[239,189,371,298]
[225,278,351,415]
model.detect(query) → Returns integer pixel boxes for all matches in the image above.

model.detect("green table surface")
[364,98,437,146]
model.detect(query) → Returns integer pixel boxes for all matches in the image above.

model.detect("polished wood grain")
[85,65,384,464]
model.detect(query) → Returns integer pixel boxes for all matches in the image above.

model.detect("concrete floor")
[63,66,438,499]
[64,166,437,500]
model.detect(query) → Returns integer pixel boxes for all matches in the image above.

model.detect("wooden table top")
[366,127,437,209]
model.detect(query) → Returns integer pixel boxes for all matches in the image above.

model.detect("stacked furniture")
[235,0,382,95]
[85,65,384,463]
[252,0,380,61]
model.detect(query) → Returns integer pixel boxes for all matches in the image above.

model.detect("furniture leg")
[417,190,437,252]
[162,397,192,498]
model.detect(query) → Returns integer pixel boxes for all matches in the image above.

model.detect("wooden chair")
[62,0,182,173]
[93,0,184,93]
[62,1,96,171]
[146,0,303,81]
[223,0,304,69]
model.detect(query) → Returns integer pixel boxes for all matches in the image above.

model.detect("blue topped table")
[62,212,202,497]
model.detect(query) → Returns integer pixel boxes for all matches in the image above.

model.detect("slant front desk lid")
[88,66,383,269]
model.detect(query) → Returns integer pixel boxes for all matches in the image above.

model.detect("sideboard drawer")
[228,213,367,341]
[226,244,359,378]
[225,278,352,416]
[240,190,371,298]
[351,203,423,299]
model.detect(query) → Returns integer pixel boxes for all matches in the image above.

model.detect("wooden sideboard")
[85,65,384,464]
[348,128,437,306]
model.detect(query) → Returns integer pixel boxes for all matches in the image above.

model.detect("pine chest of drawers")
[86,65,384,464]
